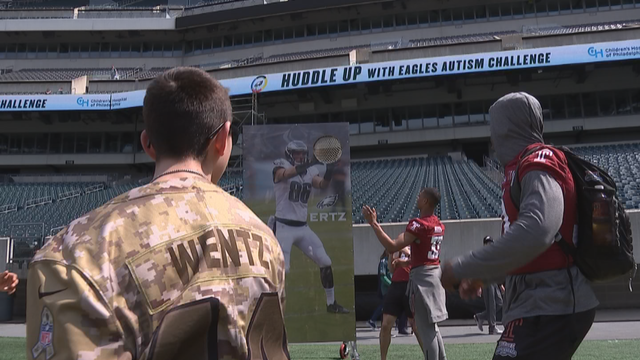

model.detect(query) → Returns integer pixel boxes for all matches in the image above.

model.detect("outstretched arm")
[362,205,416,253]
[312,163,335,189]
[444,171,564,286]
[274,165,312,183]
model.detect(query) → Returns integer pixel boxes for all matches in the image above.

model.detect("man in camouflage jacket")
[26,67,288,360]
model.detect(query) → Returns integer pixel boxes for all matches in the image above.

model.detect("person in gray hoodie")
[441,92,599,360]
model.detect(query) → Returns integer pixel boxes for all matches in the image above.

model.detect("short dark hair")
[143,67,232,160]
[483,236,494,244]
[421,187,441,207]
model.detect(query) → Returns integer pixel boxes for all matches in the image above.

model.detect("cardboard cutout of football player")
[269,140,349,314]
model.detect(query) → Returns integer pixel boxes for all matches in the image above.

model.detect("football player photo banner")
[242,123,356,343]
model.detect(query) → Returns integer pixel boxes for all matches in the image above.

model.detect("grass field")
[244,194,357,344]
[3,338,639,360]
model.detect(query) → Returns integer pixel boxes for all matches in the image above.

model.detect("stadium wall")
[353,209,640,276]
[353,210,640,311]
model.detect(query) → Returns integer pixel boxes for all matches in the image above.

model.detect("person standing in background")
[473,236,504,335]
[368,250,392,330]
[378,247,423,360]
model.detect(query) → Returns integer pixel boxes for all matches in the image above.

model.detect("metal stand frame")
[349,340,360,360]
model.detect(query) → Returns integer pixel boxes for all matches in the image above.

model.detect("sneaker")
[327,301,350,314]
[367,320,377,330]
[474,315,484,332]
[488,326,503,335]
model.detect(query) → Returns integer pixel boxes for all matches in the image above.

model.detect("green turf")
[244,194,357,343]
[3,338,639,360]
[287,340,640,360]
[0,337,25,360]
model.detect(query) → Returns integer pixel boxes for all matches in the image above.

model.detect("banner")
[110,90,146,110]
[248,39,640,93]
[1,39,639,111]
[0,94,111,112]
[242,123,356,343]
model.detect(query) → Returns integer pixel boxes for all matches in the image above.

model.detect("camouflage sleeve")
[27,261,130,360]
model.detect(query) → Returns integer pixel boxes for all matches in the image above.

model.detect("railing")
[84,183,105,194]
[49,226,66,236]
[482,156,504,185]
[24,196,53,209]
[58,189,82,201]
[483,155,503,174]
[0,204,17,214]
[9,223,45,265]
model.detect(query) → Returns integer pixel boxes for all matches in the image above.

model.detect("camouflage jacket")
[26,177,288,360]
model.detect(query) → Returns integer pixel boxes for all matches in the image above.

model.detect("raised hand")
[361,205,378,225]
[0,271,18,295]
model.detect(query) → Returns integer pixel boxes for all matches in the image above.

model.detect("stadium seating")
[522,19,640,36]
[135,67,172,79]
[1,142,639,237]
[408,31,520,48]
[0,16,635,85]
[571,143,640,209]
[0,68,139,82]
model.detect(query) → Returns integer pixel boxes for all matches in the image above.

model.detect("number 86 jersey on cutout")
[273,158,321,222]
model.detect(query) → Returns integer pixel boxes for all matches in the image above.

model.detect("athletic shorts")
[493,308,596,360]
[382,281,412,319]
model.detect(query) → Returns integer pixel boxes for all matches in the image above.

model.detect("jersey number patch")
[428,236,443,260]
[288,181,312,204]
[246,292,290,360]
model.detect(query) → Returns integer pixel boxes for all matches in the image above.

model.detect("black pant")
[493,308,596,360]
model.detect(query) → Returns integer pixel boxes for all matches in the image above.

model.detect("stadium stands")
[0,139,638,236]
[3,142,638,236]
[408,31,520,48]
[572,143,640,209]
[0,15,635,85]
[522,19,640,35]
[0,68,139,82]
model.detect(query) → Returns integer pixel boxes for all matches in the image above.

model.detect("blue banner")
[1,39,639,112]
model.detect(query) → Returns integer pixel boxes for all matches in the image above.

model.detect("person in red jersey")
[441,92,598,360]
[378,246,424,360]
[363,187,447,360]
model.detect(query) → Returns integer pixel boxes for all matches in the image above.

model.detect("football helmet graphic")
[285,140,309,165]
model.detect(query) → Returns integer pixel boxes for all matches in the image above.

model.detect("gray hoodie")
[451,92,599,325]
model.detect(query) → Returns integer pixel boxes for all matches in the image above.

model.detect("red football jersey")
[405,215,444,267]
[502,143,577,275]
[391,251,411,282]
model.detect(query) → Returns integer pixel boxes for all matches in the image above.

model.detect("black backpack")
[510,145,636,288]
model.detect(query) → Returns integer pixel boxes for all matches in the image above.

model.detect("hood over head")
[489,92,544,166]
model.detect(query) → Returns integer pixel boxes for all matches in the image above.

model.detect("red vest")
[502,143,577,275]
[405,215,444,268]
[391,253,411,282]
